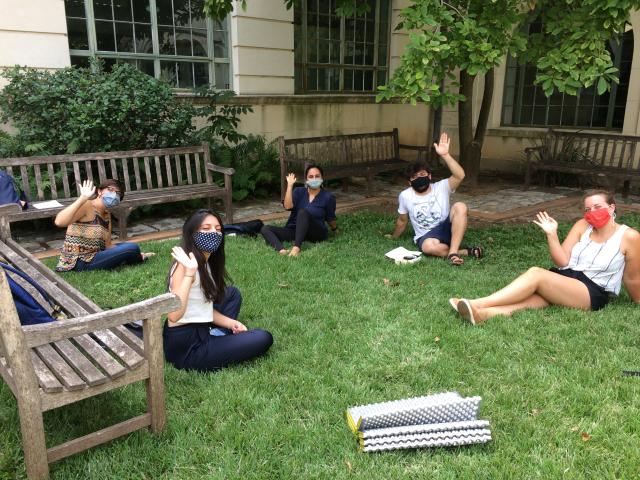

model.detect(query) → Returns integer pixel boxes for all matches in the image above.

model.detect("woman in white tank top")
[163,209,273,372]
[450,191,640,325]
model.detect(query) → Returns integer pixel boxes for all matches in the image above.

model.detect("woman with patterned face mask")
[164,209,273,372]
[260,164,338,257]
[449,190,640,325]
[54,179,153,272]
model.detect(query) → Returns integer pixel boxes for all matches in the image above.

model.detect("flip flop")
[461,245,484,259]
[448,298,459,313]
[457,299,477,325]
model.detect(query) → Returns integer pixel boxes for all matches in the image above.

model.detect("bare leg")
[448,202,467,256]
[472,267,591,311]
[421,238,450,257]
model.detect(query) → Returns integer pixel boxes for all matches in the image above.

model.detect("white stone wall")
[230,0,295,94]
[0,0,70,77]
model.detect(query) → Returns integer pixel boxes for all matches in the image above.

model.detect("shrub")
[211,135,280,201]
[0,61,197,156]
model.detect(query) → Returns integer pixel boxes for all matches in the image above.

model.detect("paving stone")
[46,240,65,250]
[150,217,186,231]
[123,223,158,237]
[21,242,47,253]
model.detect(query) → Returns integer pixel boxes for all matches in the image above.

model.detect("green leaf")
[597,77,608,95]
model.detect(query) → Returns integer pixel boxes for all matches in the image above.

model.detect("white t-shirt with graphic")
[398,179,452,242]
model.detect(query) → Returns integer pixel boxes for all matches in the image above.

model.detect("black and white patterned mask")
[193,231,223,253]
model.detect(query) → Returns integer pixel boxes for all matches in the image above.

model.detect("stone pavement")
[10,175,639,259]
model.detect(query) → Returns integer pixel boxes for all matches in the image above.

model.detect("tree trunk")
[475,67,494,148]
[458,71,477,184]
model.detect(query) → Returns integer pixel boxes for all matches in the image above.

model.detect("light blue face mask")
[306,178,323,189]
[102,191,120,208]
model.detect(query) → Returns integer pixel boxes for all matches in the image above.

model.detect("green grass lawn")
[2,211,640,479]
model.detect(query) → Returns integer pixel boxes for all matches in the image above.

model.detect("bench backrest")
[279,129,399,166]
[542,129,640,170]
[0,143,212,202]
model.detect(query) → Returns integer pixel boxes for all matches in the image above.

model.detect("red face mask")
[584,208,611,229]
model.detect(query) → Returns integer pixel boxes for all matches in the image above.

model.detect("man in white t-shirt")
[387,132,483,265]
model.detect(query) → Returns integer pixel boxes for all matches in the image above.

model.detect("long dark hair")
[170,209,229,303]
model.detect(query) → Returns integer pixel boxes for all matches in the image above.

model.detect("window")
[65,0,231,89]
[294,0,391,93]
[502,21,633,130]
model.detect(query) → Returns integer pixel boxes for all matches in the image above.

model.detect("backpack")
[223,219,264,237]
[0,170,28,209]
[0,262,62,325]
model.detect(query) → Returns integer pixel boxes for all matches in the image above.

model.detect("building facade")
[2,0,640,175]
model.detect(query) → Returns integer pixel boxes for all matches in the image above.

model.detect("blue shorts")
[415,218,452,249]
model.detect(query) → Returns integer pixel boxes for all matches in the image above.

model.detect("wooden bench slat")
[164,155,173,186]
[121,158,131,192]
[154,155,163,188]
[35,344,86,391]
[73,334,127,379]
[61,162,71,198]
[194,153,203,184]
[72,162,82,195]
[84,160,94,183]
[175,154,183,185]
[47,164,58,199]
[618,141,628,169]
[0,240,88,317]
[34,165,45,200]
[143,156,153,189]
[133,157,142,190]
[97,159,107,184]
[56,338,108,386]
[20,165,30,198]
[30,350,63,393]
[111,325,144,356]
[92,329,144,369]
[185,153,193,184]
[110,158,118,179]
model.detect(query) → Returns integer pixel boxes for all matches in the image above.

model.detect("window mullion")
[373,0,380,90]
[84,0,98,58]
[206,16,215,87]
[149,0,161,79]
[606,38,622,128]
[339,12,345,91]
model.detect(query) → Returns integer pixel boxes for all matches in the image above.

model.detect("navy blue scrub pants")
[163,286,273,372]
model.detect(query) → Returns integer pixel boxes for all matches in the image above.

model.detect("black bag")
[223,219,264,237]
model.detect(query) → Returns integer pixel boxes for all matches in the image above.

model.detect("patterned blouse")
[55,212,110,271]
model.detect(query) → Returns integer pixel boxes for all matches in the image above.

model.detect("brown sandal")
[447,253,464,266]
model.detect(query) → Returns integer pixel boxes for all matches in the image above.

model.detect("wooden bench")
[277,129,430,198]
[0,215,180,479]
[0,143,234,240]
[524,129,640,198]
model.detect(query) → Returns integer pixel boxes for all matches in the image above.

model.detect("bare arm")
[390,213,409,238]
[622,228,640,303]
[533,213,584,267]
[283,173,296,210]
[54,180,96,227]
[167,247,198,324]
[433,133,465,191]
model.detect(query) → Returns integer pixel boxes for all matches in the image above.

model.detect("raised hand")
[286,173,297,186]
[79,179,95,199]
[532,211,558,235]
[171,246,199,276]
[434,132,451,157]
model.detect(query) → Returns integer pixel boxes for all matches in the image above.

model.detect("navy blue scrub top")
[285,187,336,231]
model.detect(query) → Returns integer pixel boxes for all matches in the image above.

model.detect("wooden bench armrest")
[205,162,235,176]
[0,204,21,216]
[23,293,180,348]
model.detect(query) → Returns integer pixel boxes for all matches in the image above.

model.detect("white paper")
[31,200,63,209]
[385,246,422,262]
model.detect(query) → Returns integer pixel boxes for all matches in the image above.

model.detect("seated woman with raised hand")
[164,209,273,372]
[260,165,337,257]
[55,179,153,272]
[450,190,640,325]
